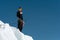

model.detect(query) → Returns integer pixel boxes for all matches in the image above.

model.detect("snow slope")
[0,21,33,40]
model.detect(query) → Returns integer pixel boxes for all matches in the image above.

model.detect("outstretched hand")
[22,21,25,26]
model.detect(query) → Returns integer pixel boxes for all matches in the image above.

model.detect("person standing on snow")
[17,7,24,31]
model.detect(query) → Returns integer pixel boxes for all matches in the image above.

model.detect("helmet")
[18,6,22,9]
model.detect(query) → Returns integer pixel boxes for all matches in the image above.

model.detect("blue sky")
[0,0,60,40]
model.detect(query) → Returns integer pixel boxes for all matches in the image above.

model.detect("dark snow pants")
[18,19,23,32]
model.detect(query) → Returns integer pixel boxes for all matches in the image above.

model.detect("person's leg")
[19,22,23,31]
[18,20,21,31]
[18,20,23,31]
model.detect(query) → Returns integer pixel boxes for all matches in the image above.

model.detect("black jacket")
[17,11,23,20]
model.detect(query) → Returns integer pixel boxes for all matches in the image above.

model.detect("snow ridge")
[0,21,33,40]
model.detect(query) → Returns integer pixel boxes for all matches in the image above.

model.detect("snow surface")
[0,20,33,40]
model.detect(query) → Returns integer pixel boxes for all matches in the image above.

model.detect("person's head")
[18,7,22,12]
